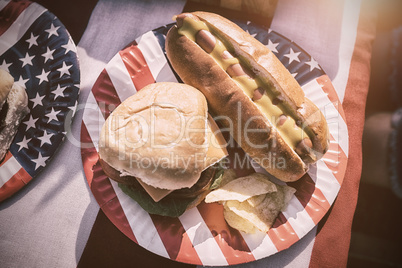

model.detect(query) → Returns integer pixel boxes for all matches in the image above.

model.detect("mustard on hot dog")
[166,12,329,182]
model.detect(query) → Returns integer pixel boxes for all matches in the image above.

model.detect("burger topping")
[169,165,216,199]
[118,163,225,218]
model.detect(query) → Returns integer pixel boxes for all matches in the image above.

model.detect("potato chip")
[246,194,266,207]
[205,171,296,234]
[260,184,296,212]
[223,207,257,234]
[205,173,277,203]
[225,200,273,233]
[223,184,296,233]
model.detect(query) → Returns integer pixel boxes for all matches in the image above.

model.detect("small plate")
[0,1,80,202]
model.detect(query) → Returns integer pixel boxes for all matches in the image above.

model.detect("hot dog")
[165,12,329,182]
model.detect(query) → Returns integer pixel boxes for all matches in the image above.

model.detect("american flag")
[80,21,349,265]
[0,0,80,202]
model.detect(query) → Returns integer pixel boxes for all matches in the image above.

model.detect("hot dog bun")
[166,12,329,182]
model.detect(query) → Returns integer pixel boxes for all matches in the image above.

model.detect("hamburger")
[0,69,29,160]
[98,82,228,217]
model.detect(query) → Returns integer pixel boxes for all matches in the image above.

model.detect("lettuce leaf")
[118,162,227,217]
[210,168,224,190]
[119,183,194,217]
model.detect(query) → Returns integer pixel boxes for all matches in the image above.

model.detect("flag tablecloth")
[0,0,376,267]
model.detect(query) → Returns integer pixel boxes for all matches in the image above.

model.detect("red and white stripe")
[135,31,178,83]
[110,179,171,259]
[179,209,229,265]
[81,29,349,265]
[105,53,138,101]
[0,1,46,55]
[331,0,362,103]
[0,152,32,202]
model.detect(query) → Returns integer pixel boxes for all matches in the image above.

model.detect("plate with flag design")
[0,0,80,202]
[81,21,348,266]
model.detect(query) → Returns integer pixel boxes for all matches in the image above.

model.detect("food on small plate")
[166,12,330,182]
[0,69,29,160]
[98,82,228,217]
[205,171,296,233]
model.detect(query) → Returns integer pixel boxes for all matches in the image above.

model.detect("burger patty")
[168,167,216,199]
[99,157,217,200]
